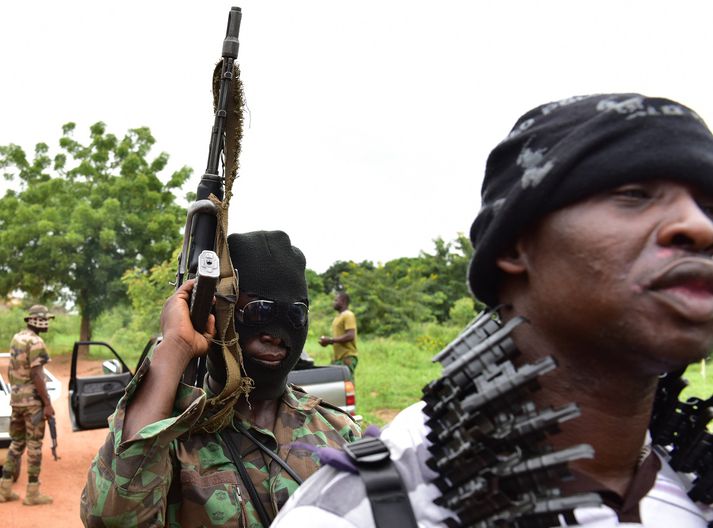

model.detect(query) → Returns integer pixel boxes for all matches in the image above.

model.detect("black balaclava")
[468,93,713,308]
[228,230,308,400]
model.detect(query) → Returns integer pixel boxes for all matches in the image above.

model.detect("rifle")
[176,6,242,386]
[48,416,59,461]
[649,370,713,505]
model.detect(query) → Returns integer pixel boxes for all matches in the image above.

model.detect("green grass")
[307,337,713,429]
[304,334,445,428]
[4,306,713,430]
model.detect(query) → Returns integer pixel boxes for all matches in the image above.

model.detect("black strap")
[234,422,304,484]
[345,436,419,528]
[219,429,272,528]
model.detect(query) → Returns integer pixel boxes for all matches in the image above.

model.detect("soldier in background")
[0,305,55,506]
[320,292,358,377]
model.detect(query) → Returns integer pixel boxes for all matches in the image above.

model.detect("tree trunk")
[78,312,92,356]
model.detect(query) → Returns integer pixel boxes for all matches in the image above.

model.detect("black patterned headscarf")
[469,93,713,307]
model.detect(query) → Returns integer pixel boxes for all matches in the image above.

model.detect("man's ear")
[495,238,528,275]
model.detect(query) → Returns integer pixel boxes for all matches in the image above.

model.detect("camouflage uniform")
[80,356,361,527]
[4,328,51,482]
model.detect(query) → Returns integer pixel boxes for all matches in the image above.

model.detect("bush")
[92,304,153,363]
[306,292,334,342]
[0,306,26,347]
[448,297,479,328]
[392,321,462,355]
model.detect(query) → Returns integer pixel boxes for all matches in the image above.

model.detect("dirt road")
[3,355,109,528]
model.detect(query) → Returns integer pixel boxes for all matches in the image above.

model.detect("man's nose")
[259,333,283,345]
[657,195,713,252]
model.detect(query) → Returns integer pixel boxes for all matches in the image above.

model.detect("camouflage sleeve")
[318,404,361,443]
[341,414,361,442]
[80,355,207,527]
[28,335,50,369]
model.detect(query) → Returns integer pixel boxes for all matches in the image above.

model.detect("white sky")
[2,0,713,272]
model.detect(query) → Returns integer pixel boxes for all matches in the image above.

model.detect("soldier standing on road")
[319,292,358,377]
[0,305,55,506]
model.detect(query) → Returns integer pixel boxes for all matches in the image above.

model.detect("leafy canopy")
[0,122,190,331]
[315,235,477,337]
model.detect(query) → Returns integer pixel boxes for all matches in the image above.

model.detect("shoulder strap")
[192,61,250,434]
[233,421,304,485]
[289,384,358,421]
[344,436,418,528]
[219,428,272,528]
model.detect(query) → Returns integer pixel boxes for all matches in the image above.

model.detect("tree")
[122,251,177,338]
[305,268,325,302]
[416,234,473,322]
[0,122,191,341]
[315,235,475,336]
[321,260,374,294]
[339,260,435,336]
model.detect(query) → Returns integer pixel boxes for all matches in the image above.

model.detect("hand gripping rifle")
[177,7,242,388]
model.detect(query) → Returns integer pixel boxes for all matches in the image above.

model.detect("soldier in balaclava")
[80,230,360,528]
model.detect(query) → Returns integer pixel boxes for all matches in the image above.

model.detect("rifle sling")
[234,422,303,485]
[219,428,272,528]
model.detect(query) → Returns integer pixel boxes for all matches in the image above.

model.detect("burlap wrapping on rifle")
[194,60,252,433]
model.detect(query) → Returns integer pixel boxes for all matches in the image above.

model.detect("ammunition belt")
[422,312,601,527]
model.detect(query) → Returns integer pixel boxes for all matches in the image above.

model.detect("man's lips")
[247,344,288,367]
[646,257,713,322]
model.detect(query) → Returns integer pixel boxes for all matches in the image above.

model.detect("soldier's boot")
[22,482,52,505]
[0,477,20,502]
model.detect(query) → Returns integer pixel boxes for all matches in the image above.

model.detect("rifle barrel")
[187,7,242,279]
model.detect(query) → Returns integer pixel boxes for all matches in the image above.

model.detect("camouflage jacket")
[80,356,361,528]
[8,328,50,407]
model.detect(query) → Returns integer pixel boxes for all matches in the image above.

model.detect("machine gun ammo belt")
[422,311,601,527]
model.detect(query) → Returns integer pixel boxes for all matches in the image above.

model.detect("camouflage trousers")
[5,403,46,480]
[332,356,358,378]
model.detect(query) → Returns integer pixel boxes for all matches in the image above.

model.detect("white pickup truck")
[68,339,360,432]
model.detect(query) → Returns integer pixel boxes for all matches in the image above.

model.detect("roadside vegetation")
[2,124,711,428]
[1,305,711,427]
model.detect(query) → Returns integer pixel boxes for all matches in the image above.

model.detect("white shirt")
[272,402,713,527]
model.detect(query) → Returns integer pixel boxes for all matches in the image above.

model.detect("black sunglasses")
[236,299,309,329]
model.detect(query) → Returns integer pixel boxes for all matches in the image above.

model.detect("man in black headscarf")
[272,94,713,527]
[81,231,360,528]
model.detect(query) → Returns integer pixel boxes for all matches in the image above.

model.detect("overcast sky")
[2,0,713,272]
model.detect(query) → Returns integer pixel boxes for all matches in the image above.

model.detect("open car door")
[68,340,153,431]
